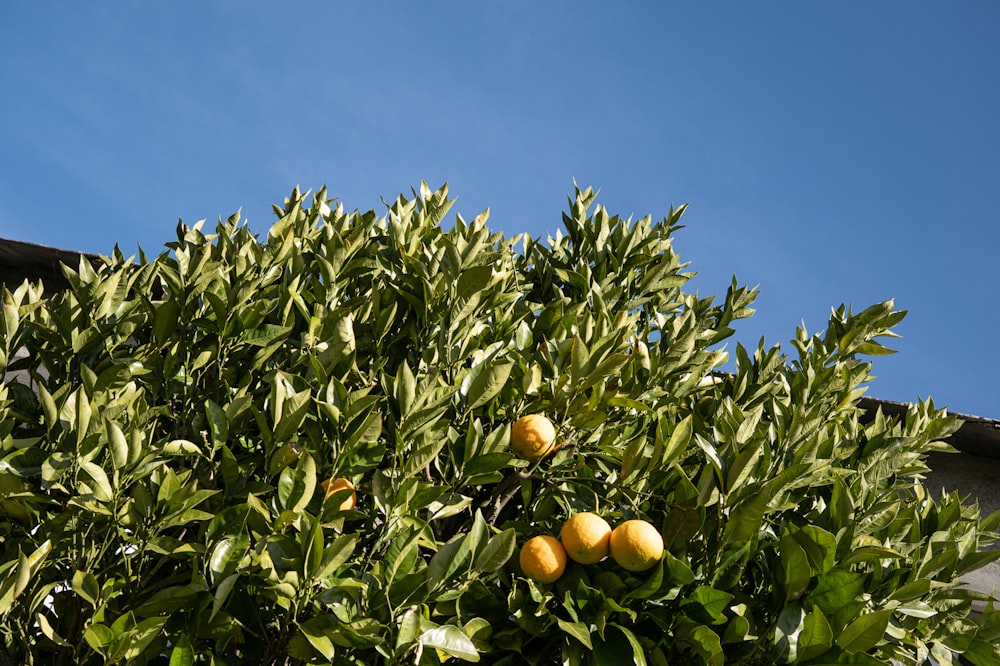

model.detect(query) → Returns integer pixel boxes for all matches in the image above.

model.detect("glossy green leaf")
[420,624,480,662]
[314,532,358,581]
[162,439,202,456]
[835,610,891,654]
[557,618,593,649]
[153,299,180,345]
[277,452,317,513]
[474,528,516,573]
[208,535,250,585]
[80,462,114,502]
[466,361,513,410]
[72,570,101,607]
[798,607,834,662]
[779,532,811,602]
[299,614,338,660]
[168,634,195,666]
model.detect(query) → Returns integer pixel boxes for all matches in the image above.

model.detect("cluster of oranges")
[519,513,665,583]
[318,413,662,586]
[510,414,665,583]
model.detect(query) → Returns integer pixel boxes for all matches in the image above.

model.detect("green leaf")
[396,607,421,652]
[682,585,734,623]
[210,573,239,621]
[612,625,648,666]
[106,420,130,470]
[625,558,664,601]
[121,616,170,661]
[80,462,114,502]
[557,618,593,649]
[835,609,891,654]
[456,265,494,303]
[36,612,72,647]
[153,299,180,344]
[465,361,513,410]
[807,569,864,615]
[463,452,513,478]
[420,624,480,662]
[675,621,722,666]
[243,323,293,347]
[798,607,834,662]
[792,525,837,574]
[474,529,516,573]
[299,614,338,660]
[37,383,58,431]
[314,533,358,581]
[302,514,325,580]
[204,398,229,448]
[779,532,811,602]
[273,388,313,443]
[162,439,203,456]
[277,452,317,513]
[963,638,1000,666]
[344,410,382,452]
[663,415,693,467]
[396,361,416,418]
[135,581,207,617]
[84,624,115,655]
[664,550,696,586]
[402,434,447,480]
[775,603,805,663]
[429,517,484,591]
[209,535,250,586]
[75,387,92,445]
[594,623,648,666]
[72,570,101,607]
[570,334,590,384]
[168,634,195,666]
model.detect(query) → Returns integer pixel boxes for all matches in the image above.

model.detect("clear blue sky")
[2,3,998,417]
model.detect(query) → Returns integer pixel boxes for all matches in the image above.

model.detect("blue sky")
[2,3,998,417]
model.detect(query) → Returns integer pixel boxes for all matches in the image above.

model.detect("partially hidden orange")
[321,477,356,512]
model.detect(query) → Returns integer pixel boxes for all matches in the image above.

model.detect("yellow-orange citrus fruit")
[511,414,557,462]
[321,477,356,512]
[519,535,567,583]
[609,519,664,572]
[560,512,612,564]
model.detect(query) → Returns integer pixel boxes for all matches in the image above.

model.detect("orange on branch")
[560,512,612,564]
[610,519,664,572]
[519,535,567,583]
[510,414,557,462]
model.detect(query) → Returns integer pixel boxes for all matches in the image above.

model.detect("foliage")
[0,182,998,665]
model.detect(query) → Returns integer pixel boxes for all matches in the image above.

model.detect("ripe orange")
[511,414,557,462]
[519,535,567,583]
[609,519,663,572]
[560,512,612,564]
[321,477,356,512]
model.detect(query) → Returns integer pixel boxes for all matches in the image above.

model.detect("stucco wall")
[924,451,1000,608]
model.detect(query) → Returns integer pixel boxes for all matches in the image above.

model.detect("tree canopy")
[0,183,997,664]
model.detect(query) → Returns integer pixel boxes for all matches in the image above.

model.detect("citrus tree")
[0,183,998,665]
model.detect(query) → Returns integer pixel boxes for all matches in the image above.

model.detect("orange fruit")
[609,519,663,572]
[321,477,356,512]
[519,535,567,583]
[560,512,612,564]
[511,414,557,462]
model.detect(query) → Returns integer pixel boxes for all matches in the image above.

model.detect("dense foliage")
[1,184,998,664]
